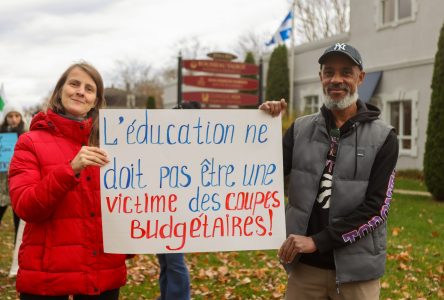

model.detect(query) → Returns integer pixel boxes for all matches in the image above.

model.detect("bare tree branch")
[234,31,270,60]
[294,0,349,43]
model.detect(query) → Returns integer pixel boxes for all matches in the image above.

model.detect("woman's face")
[6,112,22,128]
[60,67,97,118]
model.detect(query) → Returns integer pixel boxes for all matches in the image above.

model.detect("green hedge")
[424,22,444,201]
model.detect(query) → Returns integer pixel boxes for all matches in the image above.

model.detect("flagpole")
[288,1,296,117]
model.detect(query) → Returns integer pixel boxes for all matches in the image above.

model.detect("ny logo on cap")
[334,43,346,51]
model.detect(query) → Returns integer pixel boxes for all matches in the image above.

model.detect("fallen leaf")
[392,227,402,236]
[199,285,210,293]
[399,263,408,271]
[218,266,229,276]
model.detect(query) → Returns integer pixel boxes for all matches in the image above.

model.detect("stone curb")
[394,189,431,197]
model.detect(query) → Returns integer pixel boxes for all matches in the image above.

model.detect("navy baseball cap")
[318,43,363,70]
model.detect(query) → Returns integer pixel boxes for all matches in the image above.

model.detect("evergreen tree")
[146,96,156,109]
[424,22,444,201]
[241,52,257,95]
[265,45,289,102]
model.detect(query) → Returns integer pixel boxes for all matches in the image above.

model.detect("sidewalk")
[394,189,431,197]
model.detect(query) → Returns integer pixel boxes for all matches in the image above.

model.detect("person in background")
[0,105,27,240]
[260,43,398,300]
[155,101,199,300]
[0,105,26,240]
[8,62,127,299]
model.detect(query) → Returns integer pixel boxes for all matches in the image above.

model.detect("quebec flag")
[266,11,293,46]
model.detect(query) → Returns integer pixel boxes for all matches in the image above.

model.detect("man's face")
[319,54,365,109]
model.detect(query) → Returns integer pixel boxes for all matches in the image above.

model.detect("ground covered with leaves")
[1,179,443,299]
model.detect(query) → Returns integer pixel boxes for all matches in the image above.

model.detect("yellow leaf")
[399,262,408,270]
[392,227,402,236]
[398,251,412,262]
[218,266,229,276]
[199,285,210,293]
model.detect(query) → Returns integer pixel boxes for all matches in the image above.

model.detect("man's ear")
[357,70,366,86]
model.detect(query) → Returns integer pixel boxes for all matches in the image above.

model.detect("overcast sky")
[0,0,291,109]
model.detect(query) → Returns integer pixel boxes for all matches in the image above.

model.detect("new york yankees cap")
[318,43,363,70]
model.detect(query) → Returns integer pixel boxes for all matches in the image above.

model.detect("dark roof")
[104,87,147,108]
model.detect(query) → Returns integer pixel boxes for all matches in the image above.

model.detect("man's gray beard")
[323,92,358,110]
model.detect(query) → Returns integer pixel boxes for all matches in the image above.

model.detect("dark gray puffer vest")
[286,112,392,283]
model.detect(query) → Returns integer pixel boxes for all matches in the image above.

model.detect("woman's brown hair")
[47,62,106,146]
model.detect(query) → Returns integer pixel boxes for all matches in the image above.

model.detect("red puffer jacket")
[9,109,127,296]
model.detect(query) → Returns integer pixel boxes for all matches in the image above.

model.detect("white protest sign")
[100,109,285,254]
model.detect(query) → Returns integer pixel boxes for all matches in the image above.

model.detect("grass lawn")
[394,178,429,192]
[0,177,443,299]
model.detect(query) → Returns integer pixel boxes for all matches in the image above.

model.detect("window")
[382,0,395,23]
[304,95,320,114]
[380,90,418,156]
[389,100,412,151]
[378,0,416,28]
[398,0,412,19]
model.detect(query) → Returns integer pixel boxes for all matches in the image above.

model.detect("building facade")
[281,0,444,170]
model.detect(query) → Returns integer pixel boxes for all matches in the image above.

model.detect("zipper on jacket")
[336,280,341,294]
[353,123,358,179]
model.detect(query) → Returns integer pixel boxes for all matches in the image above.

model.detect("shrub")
[265,45,289,102]
[424,22,444,201]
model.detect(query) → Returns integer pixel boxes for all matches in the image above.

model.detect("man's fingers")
[288,248,299,263]
[260,100,286,117]
[278,238,290,261]
[269,103,279,117]
[280,99,288,110]
[280,237,296,263]
[259,103,270,111]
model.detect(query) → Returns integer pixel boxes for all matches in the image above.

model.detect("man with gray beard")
[260,43,399,300]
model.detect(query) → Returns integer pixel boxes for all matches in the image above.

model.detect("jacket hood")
[30,109,92,145]
[321,100,380,135]
[320,99,383,179]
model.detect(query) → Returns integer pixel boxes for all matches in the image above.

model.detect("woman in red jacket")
[9,62,127,299]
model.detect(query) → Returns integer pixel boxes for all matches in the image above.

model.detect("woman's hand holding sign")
[71,146,110,174]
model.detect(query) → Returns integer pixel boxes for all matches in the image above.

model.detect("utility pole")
[177,52,182,107]
[288,0,296,116]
